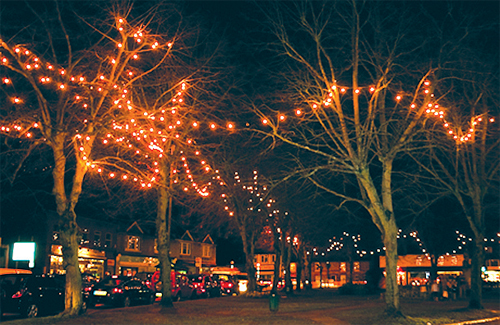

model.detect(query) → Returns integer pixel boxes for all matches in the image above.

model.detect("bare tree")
[0,1,182,315]
[411,69,499,308]
[250,0,455,315]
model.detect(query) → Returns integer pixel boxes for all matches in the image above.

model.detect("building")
[379,254,465,286]
[7,213,216,277]
[314,260,370,288]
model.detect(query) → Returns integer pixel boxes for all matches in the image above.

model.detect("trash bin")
[269,293,279,312]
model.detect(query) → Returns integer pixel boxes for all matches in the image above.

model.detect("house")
[42,214,216,277]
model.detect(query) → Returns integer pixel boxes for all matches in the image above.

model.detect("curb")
[445,316,500,325]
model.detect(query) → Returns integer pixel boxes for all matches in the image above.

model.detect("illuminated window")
[126,236,140,251]
[154,239,158,253]
[52,232,59,241]
[81,229,89,245]
[354,261,360,272]
[94,231,101,247]
[105,233,112,248]
[181,242,191,255]
[202,245,211,258]
[262,255,269,263]
[340,262,346,272]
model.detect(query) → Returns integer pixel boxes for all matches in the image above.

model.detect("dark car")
[213,274,238,295]
[135,272,155,291]
[0,272,87,318]
[90,275,155,307]
[188,274,221,298]
[173,274,196,301]
[81,273,97,298]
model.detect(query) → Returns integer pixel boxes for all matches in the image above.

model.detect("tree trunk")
[430,255,438,282]
[157,159,174,309]
[59,209,82,316]
[358,163,401,316]
[52,132,87,316]
[305,251,312,290]
[284,236,293,295]
[272,231,282,294]
[348,254,354,284]
[383,222,401,316]
[468,240,484,309]
[241,228,257,293]
[295,243,303,292]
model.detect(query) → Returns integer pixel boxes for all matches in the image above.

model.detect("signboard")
[12,242,36,268]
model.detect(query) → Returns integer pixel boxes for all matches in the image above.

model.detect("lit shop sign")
[51,245,105,259]
[12,242,36,268]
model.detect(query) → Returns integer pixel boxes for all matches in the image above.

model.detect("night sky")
[0,0,498,265]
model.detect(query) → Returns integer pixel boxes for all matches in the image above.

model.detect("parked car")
[81,273,97,299]
[213,274,238,295]
[0,271,87,318]
[90,275,155,307]
[150,270,183,301]
[135,272,156,291]
[188,274,221,298]
[174,274,197,301]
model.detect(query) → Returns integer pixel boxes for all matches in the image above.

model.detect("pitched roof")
[180,230,194,241]
[202,234,214,244]
[126,221,144,234]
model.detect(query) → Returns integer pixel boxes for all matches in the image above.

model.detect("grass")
[3,289,499,325]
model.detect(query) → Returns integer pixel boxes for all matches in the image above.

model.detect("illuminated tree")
[100,74,233,307]
[411,69,499,308]
[0,1,182,315]
[249,1,480,314]
[212,168,272,294]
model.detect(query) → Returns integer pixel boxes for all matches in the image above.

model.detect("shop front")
[49,245,107,278]
[380,254,465,286]
[115,254,159,276]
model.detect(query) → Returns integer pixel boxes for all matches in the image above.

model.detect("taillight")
[12,288,26,299]
[112,288,123,294]
[228,283,232,288]
[85,287,92,292]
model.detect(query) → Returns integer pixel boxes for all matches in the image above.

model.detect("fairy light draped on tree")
[257,80,495,145]
[0,15,236,198]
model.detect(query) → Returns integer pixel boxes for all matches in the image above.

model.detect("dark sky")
[1,0,498,264]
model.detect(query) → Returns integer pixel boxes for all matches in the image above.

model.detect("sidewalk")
[3,289,499,325]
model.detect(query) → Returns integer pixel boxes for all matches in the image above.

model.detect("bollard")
[269,293,280,312]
